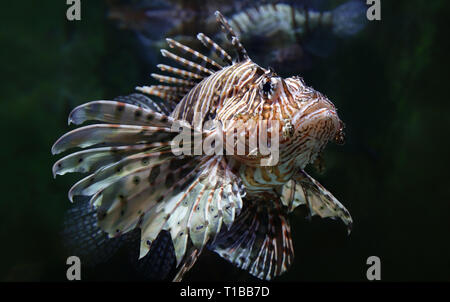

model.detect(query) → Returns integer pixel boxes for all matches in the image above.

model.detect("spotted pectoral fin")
[138,156,244,280]
[209,198,294,281]
[281,170,352,233]
[51,124,176,155]
[52,144,166,177]
[86,154,243,280]
[68,100,173,127]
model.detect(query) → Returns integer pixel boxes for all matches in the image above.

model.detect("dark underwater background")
[1,0,449,281]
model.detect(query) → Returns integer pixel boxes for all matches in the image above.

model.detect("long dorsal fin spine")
[138,11,249,105]
[156,64,203,80]
[160,49,213,75]
[146,85,190,93]
[150,74,197,87]
[197,33,233,66]
[136,86,187,102]
[166,38,223,70]
[214,11,249,62]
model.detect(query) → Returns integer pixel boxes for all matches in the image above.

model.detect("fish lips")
[292,107,342,145]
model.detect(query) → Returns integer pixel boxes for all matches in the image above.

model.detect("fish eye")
[262,81,272,93]
[260,77,277,97]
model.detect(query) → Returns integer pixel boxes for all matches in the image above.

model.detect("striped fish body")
[168,57,342,194]
[53,11,352,282]
[171,60,257,125]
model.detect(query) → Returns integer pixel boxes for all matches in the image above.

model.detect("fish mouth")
[293,107,342,144]
[334,120,346,145]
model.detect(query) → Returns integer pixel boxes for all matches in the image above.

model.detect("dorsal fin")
[156,64,204,80]
[150,74,197,87]
[136,11,247,105]
[160,49,213,76]
[214,11,249,62]
[166,38,223,71]
[197,33,233,66]
[136,85,189,103]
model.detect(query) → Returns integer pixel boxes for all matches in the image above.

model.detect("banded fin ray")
[196,33,233,66]
[156,64,204,81]
[172,243,203,282]
[136,86,187,103]
[67,152,245,279]
[112,93,175,115]
[150,74,197,87]
[67,151,176,202]
[161,48,213,76]
[51,124,175,155]
[53,144,168,177]
[215,11,249,62]
[166,38,224,71]
[136,41,215,103]
[95,156,196,236]
[209,198,294,281]
[135,156,244,277]
[68,100,172,127]
[136,11,250,106]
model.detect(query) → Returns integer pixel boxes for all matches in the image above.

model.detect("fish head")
[284,75,345,165]
[223,68,344,168]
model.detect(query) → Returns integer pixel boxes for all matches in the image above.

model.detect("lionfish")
[52,11,352,281]
[107,0,367,71]
[224,1,367,69]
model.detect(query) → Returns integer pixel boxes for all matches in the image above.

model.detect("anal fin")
[209,197,294,281]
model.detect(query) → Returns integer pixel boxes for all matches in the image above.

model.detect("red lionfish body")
[52,11,352,281]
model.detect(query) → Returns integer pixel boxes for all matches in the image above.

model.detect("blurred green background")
[1,0,449,281]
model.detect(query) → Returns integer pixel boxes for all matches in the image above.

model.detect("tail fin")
[332,0,367,37]
[209,197,294,281]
